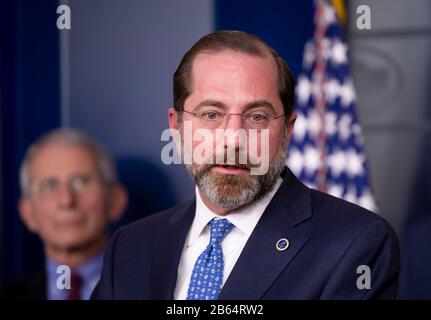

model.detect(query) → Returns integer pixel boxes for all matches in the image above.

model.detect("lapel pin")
[276,238,289,251]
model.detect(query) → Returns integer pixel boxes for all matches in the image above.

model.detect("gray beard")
[185,136,288,211]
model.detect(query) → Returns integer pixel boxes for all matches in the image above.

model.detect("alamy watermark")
[356,5,371,30]
[56,265,71,290]
[356,264,371,290]
[56,5,71,30]
[161,121,270,176]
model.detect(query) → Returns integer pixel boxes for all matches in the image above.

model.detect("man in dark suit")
[2,129,128,299]
[398,214,431,299]
[92,30,399,300]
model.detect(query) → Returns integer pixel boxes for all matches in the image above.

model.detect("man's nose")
[223,114,247,152]
[224,114,244,131]
[57,184,76,208]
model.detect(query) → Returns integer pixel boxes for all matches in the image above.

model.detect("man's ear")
[167,107,184,160]
[168,107,180,131]
[286,112,297,144]
[19,197,39,233]
[107,184,128,223]
[168,107,183,145]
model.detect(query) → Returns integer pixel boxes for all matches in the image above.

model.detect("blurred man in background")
[3,129,127,299]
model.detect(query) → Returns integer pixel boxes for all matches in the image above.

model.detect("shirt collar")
[47,250,104,278]
[188,177,283,246]
[76,250,104,283]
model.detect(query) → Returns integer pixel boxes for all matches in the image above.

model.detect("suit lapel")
[219,169,312,300]
[149,201,195,299]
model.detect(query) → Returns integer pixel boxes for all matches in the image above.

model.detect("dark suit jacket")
[1,268,47,300]
[92,169,400,299]
[398,214,431,299]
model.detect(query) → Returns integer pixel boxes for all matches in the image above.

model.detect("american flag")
[287,0,377,212]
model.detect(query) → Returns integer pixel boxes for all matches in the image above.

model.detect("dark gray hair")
[20,128,117,195]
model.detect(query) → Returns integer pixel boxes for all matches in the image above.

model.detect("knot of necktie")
[209,218,233,245]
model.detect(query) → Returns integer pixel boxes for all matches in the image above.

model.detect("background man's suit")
[1,269,46,299]
[92,169,399,299]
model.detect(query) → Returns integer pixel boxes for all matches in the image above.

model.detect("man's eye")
[71,176,92,191]
[249,113,268,122]
[38,180,58,193]
[201,111,220,121]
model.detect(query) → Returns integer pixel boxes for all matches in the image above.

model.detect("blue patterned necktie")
[186,218,234,300]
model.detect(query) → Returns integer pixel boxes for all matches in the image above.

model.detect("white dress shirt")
[174,178,283,300]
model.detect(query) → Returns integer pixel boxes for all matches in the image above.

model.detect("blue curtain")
[215,0,314,78]
[0,0,61,287]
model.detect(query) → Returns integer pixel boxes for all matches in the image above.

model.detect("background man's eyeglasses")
[30,174,100,197]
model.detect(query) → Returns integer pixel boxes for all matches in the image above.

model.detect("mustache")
[197,151,261,171]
